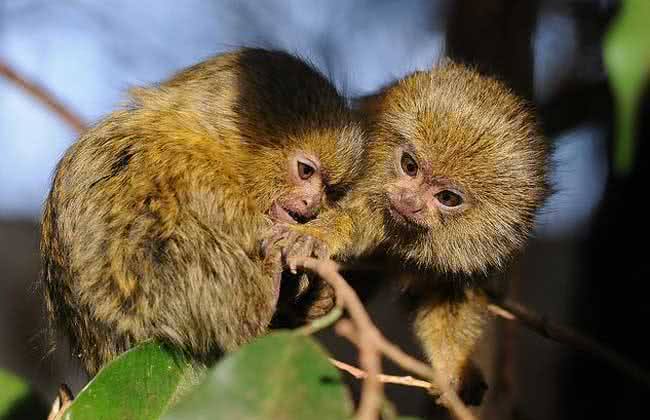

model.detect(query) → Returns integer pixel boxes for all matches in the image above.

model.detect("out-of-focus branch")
[293,257,383,420]
[47,384,73,420]
[291,257,476,420]
[330,358,432,389]
[296,306,343,335]
[0,60,86,133]
[488,299,650,389]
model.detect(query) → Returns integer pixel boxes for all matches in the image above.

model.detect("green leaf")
[604,0,650,174]
[64,342,201,420]
[0,369,47,420]
[0,369,29,416]
[164,331,354,420]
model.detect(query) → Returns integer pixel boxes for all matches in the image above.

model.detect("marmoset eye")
[435,190,463,208]
[400,153,418,177]
[298,161,315,180]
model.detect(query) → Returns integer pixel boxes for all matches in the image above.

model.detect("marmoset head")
[232,49,366,224]
[362,61,551,273]
[138,48,366,225]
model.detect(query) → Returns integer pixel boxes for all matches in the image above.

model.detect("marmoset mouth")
[269,202,313,224]
[386,203,428,234]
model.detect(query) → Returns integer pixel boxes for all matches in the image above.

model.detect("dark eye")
[400,153,418,177]
[297,161,315,180]
[435,190,463,208]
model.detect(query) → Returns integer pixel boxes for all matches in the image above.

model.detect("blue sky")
[0,0,607,237]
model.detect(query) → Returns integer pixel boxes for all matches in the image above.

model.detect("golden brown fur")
[282,61,551,403]
[40,48,365,375]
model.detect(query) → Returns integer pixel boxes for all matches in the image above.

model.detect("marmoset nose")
[297,192,320,217]
[399,192,424,214]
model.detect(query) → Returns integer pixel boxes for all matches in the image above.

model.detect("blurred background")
[0,1,647,419]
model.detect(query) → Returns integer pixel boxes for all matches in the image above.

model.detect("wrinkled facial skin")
[269,151,323,224]
[386,146,468,229]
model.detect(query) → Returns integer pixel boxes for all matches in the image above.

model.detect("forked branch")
[290,257,476,420]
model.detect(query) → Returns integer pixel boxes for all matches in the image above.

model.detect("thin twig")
[47,383,73,420]
[488,299,650,389]
[296,306,344,335]
[293,257,383,420]
[331,319,386,420]
[487,304,515,320]
[334,306,474,418]
[0,60,86,133]
[290,257,476,420]
[330,358,432,389]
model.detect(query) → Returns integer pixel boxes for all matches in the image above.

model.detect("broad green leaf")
[64,342,201,420]
[164,331,353,420]
[604,0,650,174]
[0,369,29,416]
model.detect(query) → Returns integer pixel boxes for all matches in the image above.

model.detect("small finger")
[315,241,330,259]
[271,269,283,307]
[265,248,284,306]
[261,231,287,257]
[264,246,283,272]
[281,231,301,261]
[288,235,312,258]
[286,234,313,273]
[262,224,282,243]
[288,258,299,274]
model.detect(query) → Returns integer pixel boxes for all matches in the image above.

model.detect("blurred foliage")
[164,332,353,420]
[0,370,29,416]
[0,369,48,420]
[63,342,200,420]
[49,332,366,420]
[604,0,650,174]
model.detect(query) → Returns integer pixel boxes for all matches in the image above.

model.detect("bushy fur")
[360,61,550,273]
[39,48,365,375]
[289,61,551,403]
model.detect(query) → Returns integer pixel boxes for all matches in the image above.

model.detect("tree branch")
[296,306,344,335]
[0,60,86,133]
[290,257,476,420]
[488,300,650,389]
[47,384,73,420]
[330,358,432,389]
